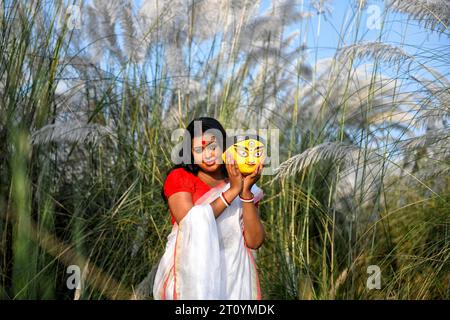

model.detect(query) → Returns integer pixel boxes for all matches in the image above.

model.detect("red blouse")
[163,167,260,224]
[163,168,212,224]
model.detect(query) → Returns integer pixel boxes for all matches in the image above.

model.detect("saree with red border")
[152,182,264,300]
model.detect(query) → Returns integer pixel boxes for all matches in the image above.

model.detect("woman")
[152,117,265,300]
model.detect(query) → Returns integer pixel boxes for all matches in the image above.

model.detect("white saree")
[152,183,264,300]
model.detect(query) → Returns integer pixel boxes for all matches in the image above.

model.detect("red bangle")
[221,192,231,206]
[239,193,254,201]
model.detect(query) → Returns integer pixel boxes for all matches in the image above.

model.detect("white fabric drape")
[152,183,263,300]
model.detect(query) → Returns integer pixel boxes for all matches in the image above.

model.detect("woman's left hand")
[241,158,264,196]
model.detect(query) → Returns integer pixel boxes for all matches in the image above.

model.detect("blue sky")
[257,0,449,72]
[253,0,448,142]
[90,0,448,76]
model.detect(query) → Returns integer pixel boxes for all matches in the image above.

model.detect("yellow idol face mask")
[222,136,265,175]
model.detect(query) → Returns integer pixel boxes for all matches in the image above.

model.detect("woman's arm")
[241,191,265,249]
[168,152,244,225]
[241,161,265,249]
[168,186,240,225]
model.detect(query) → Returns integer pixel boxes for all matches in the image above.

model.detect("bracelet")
[220,192,230,207]
[239,194,255,203]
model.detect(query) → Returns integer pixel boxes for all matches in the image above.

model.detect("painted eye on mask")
[254,150,263,157]
[235,148,248,158]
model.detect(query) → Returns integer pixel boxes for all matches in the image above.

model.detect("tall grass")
[0,0,449,299]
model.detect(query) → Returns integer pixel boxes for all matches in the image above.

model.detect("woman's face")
[192,133,223,173]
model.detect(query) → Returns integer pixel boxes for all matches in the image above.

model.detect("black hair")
[161,117,229,202]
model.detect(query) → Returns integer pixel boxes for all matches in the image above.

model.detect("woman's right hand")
[225,151,243,193]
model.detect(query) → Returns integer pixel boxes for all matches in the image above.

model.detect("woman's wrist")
[227,187,241,200]
[239,189,253,199]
